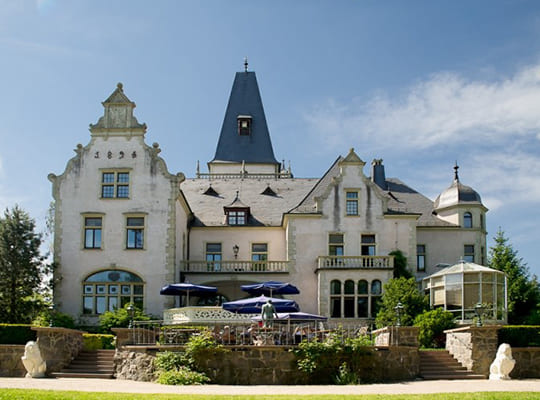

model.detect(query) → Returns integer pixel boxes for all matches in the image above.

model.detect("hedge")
[0,324,36,344]
[83,333,115,350]
[498,326,540,347]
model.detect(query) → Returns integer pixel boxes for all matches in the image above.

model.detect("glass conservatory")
[423,261,507,324]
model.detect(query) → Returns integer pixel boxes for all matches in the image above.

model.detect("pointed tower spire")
[209,66,280,175]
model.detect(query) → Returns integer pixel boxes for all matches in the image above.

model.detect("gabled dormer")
[223,191,250,226]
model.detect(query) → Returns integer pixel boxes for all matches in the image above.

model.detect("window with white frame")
[417,244,426,272]
[329,234,344,256]
[206,243,222,271]
[463,212,473,228]
[346,191,359,215]
[227,210,247,225]
[126,216,145,249]
[82,270,143,315]
[83,216,102,249]
[361,234,376,256]
[101,171,130,199]
[464,244,475,262]
[251,243,268,271]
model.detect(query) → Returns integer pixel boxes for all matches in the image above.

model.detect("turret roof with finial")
[210,60,279,165]
[434,162,483,210]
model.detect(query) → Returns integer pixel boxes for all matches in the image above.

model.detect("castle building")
[49,67,487,325]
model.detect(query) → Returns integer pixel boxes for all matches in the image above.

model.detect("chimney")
[371,159,386,189]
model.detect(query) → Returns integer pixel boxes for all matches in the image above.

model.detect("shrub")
[0,324,36,344]
[414,308,456,348]
[183,330,226,370]
[156,367,210,385]
[292,332,374,383]
[83,334,115,350]
[98,304,150,333]
[32,311,75,329]
[154,351,185,371]
[498,326,540,347]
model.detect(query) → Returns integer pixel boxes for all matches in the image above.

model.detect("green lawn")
[0,390,539,400]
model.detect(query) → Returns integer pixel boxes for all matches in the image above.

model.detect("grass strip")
[0,390,539,400]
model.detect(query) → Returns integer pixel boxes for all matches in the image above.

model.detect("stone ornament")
[21,341,47,378]
[489,343,515,380]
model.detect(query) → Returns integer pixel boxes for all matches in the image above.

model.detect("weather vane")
[244,57,248,72]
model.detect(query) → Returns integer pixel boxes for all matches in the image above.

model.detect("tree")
[488,228,540,324]
[414,308,455,348]
[389,249,412,279]
[375,277,428,328]
[0,206,49,323]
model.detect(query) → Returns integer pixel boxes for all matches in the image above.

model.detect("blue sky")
[1,0,539,277]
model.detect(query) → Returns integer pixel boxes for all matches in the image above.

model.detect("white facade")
[50,76,488,325]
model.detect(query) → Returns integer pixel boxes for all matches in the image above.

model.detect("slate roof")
[287,156,455,227]
[211,71,279,165]
[181,178,318,227]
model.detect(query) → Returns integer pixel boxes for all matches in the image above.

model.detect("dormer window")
[237,115,252,136]
[224,191,250,226]
[227,210,247,225]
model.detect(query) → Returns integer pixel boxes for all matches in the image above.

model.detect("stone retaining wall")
[32,327,85,373]
[445,326,500,375]
[115,345,419,384]
[510,348,540,379]
[372,326,419,347]
[0,345,26,377]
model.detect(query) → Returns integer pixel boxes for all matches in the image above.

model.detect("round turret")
[434,164,483,210]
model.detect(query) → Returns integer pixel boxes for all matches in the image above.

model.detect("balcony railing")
[317,255,394,269]
[163,306,257,325]
[179,260,289,273]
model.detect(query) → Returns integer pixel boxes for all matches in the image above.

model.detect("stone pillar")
[31,327,85,373]
[445,326,500,375]
[372,326,419,347]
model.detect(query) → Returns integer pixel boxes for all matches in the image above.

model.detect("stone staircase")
[52,350,115,379]
[419,350,486,380]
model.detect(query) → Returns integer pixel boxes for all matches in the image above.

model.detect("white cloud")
[304,64,540,152]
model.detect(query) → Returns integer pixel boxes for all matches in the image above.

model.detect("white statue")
[489,343,516,380]
[21,341,47,378]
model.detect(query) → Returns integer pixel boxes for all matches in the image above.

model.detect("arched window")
[463,212,472,228]
[83,270,144,315]
[344,280,355,318]
[357,280,369,318]
[328,278,383,319]
[370,280,382,317]
[330,280,342,318]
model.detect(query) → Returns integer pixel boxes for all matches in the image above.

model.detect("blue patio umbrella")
[240,281,300,297]
[222,295,299,314]
[160,283,217,306]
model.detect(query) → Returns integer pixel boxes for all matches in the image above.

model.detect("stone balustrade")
[163,306,257,325]
[317,255,394,269]
[179,260,289,273]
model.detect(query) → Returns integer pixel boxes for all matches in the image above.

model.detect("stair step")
[419,350,485,380]
[55,350,116,379]
[51,372,114,379]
